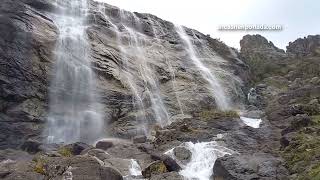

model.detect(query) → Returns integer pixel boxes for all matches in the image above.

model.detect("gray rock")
[173,146,191,163]
[213,153,289,180]
[287,35,320,57]
[96,141,114,150]
[150,172,183,180]
[133,135,147,144]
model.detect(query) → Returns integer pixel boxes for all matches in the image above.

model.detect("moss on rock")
[282,115,320,180]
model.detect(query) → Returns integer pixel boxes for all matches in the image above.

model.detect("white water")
[129,159,142,176]
[167,141,234,180]
[175,25,231,111]
[240,117,262,128]
[148,17,184,115]
[46,0,104,144]
[119,10,170,128]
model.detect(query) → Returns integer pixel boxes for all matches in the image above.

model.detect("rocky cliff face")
[0,0,247,148]
[239,34,320,180]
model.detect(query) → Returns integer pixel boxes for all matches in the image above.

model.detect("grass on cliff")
[58,147,73,157]
[33,156,48,175]
[283,115,320,180]
[199,109,239,121]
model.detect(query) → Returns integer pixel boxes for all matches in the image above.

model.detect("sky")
[95,0,320,50]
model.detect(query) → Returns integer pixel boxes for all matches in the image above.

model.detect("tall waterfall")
[46,0,104,144]
[175,25,232,111]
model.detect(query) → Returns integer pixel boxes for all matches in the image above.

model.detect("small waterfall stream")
[148,16,185,115]
[46,0,104,144]
[175,25,232,111]
[166,141,234,180]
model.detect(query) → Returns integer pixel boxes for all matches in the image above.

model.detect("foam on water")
[167,141,234,180]
[240,117,262,128]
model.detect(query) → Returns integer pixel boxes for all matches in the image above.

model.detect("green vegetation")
[283,115,320,180]
[33,156,47,175]
[199,109,239,121]
[58,147,72,157]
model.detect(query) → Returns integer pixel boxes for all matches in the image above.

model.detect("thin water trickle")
[148,17,184,115]
[129,159,142,176]
[46,0,104,144]
[118,10,170,129]
[175,25,232,111]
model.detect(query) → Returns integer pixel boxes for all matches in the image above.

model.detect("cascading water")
[46,0,104,144]
[166,141,234,180]
[129,159,142,176]
[148,17,185,115]
[118,10,170,128]
[175,25,232,111]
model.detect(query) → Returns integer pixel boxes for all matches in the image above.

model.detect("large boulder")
[96,140,114,150]
[212,153,289,180]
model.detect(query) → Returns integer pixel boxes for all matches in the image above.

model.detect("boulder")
[173,146,191,163]
[133,135,147,144]
[20,140,42,154]
[150,172,183,180]
[150,152,181,172]
[212,153,289,180]
[96,141,114,150]
[142,160,168,178]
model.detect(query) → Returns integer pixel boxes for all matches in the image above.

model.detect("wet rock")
[150,152,181,172]
[150,172,183,180]
[20,140,42,154]
[96,141,114,150]
[142,160,168,178]
[173,146,191,163]
[213,153,289,180]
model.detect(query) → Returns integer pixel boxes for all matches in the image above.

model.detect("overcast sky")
[95,0,320,50]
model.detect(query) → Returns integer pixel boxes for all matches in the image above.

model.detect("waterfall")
[175,25,232,111]
[148,16,185,115]
[117,10,170,129]
[46,0,104,144]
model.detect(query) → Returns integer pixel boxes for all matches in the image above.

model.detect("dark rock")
[20,140,42,154]
[96,140,114,150]
[150,152,181,172]
[133,135,147,144]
